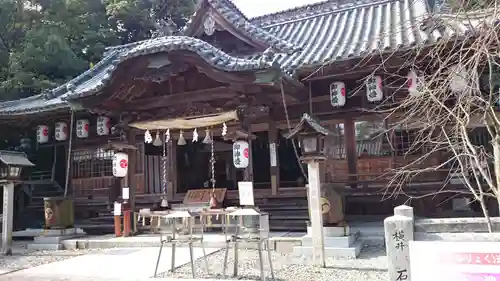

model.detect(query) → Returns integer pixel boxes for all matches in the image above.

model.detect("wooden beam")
[132,87,237,110]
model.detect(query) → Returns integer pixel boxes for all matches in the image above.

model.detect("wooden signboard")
[183,188,227,205]
[410,241,500,281]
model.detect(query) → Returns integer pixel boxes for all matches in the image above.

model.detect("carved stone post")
[384,205,414,281]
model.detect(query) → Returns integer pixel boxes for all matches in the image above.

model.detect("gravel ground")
[157,245,388,281]
[0,241,102,272]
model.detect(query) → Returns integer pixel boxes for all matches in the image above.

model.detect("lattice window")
[392,130,421,156]
[355,120,391,157]
[72,148,114,179]
[323,123,345,159]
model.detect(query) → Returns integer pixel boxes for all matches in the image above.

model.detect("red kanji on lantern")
[243,148,249,158]
[119,159,128,169]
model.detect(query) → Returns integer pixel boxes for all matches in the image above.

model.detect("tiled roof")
[0,0,488,116]
[251,0,443,71]
[55,36,279,101]
[183,0,300,54]
[0,36,280,115]
[0,94,69,116]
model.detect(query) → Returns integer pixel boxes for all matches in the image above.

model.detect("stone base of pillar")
[293,225,362,259]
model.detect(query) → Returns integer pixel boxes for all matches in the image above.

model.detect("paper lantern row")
[329,71,423,107]
[36,116,111,144]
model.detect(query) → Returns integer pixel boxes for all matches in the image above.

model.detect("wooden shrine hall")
[0,0,493,232]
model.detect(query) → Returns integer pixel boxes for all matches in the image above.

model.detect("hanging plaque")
[269,142,277,167]
[233,140,249,168]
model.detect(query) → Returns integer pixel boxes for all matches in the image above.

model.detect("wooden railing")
[72,173,146,198]
[72,176,114,197]
[325,155,445,184]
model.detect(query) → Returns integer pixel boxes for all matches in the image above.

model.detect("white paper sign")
[410,241,500,281]
[238,181,254,206]
[113,202,122,216]
[269,143,277,167]
[122,187,130,200]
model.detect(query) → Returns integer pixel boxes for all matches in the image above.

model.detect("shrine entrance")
[176,136,242,193]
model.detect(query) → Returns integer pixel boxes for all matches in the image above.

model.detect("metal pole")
[64,110,75,197]
[258,241,265,281]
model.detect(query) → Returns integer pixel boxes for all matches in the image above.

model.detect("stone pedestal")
[293,226,362,259]
[27,228,82,251]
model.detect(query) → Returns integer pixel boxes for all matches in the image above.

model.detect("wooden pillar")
[127,130,137,211]
[344,118,357,187]
[268,119,279,196]
[243,124,254,182]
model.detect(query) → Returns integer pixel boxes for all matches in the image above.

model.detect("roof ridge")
[251,0,394,27]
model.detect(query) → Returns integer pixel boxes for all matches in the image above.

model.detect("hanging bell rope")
[210,137,216,192]
[209,129,218,208]
[161,130,169,208]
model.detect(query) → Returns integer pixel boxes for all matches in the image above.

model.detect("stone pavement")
[0,247,220,281]
[0,277,233,281]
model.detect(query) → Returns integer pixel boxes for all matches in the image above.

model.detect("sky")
[230,0,327,18]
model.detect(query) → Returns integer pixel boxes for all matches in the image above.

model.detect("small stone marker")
[384,205,414,281]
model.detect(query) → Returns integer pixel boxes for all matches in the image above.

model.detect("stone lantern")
[0,151,35,255]
[284,113,331,160]
[284,113,334,267]
[0,150,34,181]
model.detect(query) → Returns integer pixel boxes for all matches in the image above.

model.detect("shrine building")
[0,0,492,232]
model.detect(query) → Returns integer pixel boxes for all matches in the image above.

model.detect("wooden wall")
[71,142,146,198]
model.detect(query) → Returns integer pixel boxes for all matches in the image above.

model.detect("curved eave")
[183,0,300,55]
[61,36,280,102]
[0,94,70,117]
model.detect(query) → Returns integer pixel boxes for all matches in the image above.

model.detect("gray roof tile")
[255,0,439,71]
[0,94,69,116]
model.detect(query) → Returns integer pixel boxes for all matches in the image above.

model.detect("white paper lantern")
[54,122,68,141]
[233,140,249,169]
[96,116,111,136]
[76,119,90,139]
[366,75,383,102]
[407,70,422,97]
[112,152,129,178]
[330,81,346,107]
[37,125,49,144]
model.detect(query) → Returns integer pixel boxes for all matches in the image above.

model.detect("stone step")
[292,241,363,259]
[27,243,63,251]
[301,234,357,248]
[34,235,79,244]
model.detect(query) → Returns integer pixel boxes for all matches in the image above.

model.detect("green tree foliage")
[0,0,194,101]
